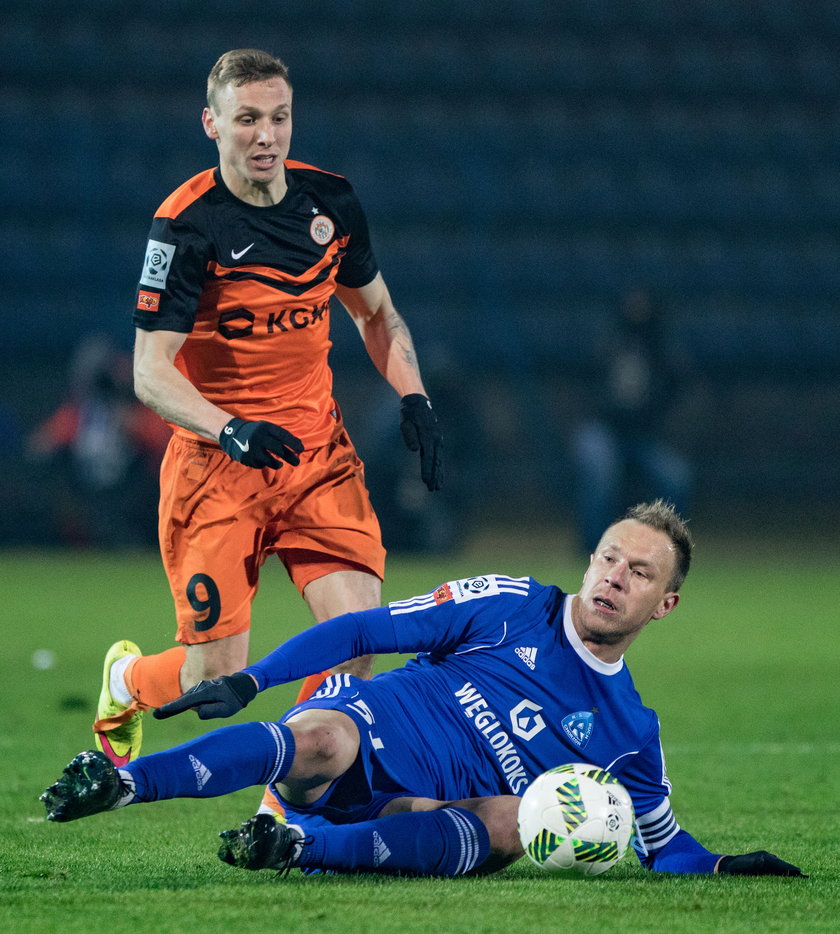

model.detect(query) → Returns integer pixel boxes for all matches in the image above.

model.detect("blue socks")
[297,806,490,877]
[124,721,294,801]
[119,721,491,876]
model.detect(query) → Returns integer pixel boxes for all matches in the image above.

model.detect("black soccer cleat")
[40,750,127,822]
[218,814,304,872]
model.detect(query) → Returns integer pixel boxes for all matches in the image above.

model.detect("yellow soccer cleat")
[93,640,143,766]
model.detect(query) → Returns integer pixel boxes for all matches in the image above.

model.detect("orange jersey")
[133,163,379,448]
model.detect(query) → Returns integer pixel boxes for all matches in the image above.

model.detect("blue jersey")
[246,574,718,871]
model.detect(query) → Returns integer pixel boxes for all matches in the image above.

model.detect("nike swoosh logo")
[99,733,132,767]
[231,243,255,260]
[233,437,250,452]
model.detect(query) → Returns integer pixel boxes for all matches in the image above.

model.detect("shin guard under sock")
[126,647,187,709]
[125,721,295,802]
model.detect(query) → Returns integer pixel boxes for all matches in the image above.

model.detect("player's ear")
[651,592,680,620]
[202,107,219,140]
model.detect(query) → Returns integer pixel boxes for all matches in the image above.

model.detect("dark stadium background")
[1,0,837,549]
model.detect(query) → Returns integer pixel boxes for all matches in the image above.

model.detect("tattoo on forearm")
[400,343,417,368]
[387,313,418,370]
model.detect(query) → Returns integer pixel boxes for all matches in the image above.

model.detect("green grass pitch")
[1,537,837,933]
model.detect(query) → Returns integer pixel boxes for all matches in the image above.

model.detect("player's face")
[572,519,680,660]
[202,78,293,205]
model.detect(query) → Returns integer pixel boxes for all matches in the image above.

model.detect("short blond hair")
[619,499,694,591]
[207,49,291,111]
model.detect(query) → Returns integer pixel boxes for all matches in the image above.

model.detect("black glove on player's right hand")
[153,672,258,721]
[219,417,303,469]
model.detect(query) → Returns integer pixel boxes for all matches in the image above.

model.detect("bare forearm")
[134,357,230,442]
[362,305,427,398]
[336,275,429,398]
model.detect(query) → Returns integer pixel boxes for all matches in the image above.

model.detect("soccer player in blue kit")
[41,501,804,879]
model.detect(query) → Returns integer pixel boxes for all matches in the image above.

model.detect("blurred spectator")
[569,289,693,553]
[27,335,170,547]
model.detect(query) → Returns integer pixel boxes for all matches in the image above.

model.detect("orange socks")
[126,647,187,710]
[295,670,330,703]
[126,653,327,710]
[127,656,331,709]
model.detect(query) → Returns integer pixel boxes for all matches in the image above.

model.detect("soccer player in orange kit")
[93,49,443,771]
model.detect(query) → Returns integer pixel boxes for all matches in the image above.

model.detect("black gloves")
[399,394,443,492]
[219,417,303,469]
[718,850,807,877]
[220,401,442,486]
[153,672,258,721]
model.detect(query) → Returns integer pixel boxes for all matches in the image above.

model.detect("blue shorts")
[267,673,503,827]
[268,675,413,827]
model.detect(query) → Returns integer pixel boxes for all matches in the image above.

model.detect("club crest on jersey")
[310,214,335,245]
[561,710,594,748]
[139,239,176,288]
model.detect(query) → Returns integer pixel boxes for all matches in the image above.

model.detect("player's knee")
[285,710,359,779]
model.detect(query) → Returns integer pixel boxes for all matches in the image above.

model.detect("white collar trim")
[563,594,625,676]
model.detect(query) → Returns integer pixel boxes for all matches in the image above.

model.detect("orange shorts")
[158,420,385,645]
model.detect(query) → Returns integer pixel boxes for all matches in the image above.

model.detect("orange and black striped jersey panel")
[133,163,379,448]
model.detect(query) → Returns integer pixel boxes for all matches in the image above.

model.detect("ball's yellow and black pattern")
[526,829,566,865]
[518,763,635,876]
[550,763,620,786]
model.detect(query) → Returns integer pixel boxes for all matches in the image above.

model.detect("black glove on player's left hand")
[399,393,443,492]
[717,850,807,877]
[153,672,258,721]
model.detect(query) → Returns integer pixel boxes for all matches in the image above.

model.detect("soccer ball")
[518,763,635,876]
